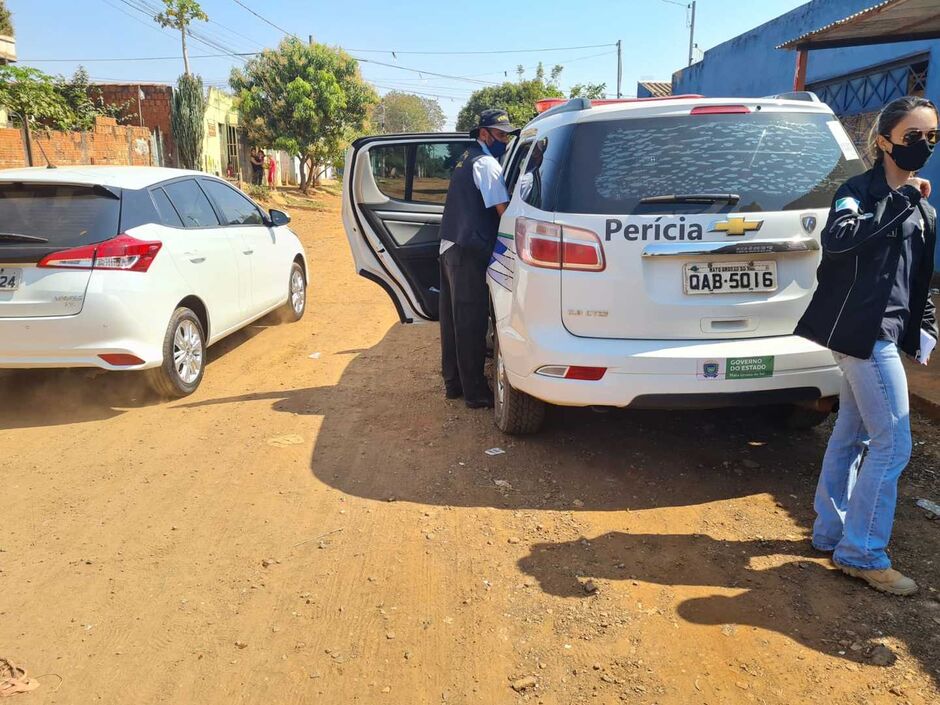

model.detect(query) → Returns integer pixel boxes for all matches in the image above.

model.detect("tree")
[154,0,208,76]
[569,82,607,100]
[0,65,136,132]
[0,0,13,35]
[456,79,564,133]
[172,73,207,170]
[375,91,445,134]
[0,65,73,129]
[231,38,378,192]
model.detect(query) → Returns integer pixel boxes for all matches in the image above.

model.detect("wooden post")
[793,48,808,91]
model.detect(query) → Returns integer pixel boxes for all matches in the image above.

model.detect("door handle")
[243,249,254,255]
[183,251,205,264]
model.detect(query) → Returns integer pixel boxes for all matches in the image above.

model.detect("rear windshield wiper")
[0,232,50,243]
[639,193,741,205]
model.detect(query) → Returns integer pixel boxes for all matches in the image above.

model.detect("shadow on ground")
[179,322,940,685]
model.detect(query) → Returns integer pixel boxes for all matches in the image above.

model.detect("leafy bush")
[244,184,270,201]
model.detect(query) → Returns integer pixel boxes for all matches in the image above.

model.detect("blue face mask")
[487,135,508,159]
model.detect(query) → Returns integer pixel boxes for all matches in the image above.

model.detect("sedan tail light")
[515,217,605,271]
[38,235,162,272]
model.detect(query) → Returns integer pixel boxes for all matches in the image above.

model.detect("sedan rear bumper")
[0,291,168,370]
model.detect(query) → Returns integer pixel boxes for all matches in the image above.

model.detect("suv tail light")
[38,235,162,272]
[515,217,605,272]
[690,105,750,115]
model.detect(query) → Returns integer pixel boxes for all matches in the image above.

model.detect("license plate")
[683,261,777,295]
[0,268,21,291]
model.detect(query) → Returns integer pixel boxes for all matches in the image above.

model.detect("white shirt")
[440,140,509,254]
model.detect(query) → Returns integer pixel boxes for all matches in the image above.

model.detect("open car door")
[342,133,474,323]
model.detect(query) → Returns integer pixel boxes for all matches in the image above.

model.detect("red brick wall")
[96,84,176,166]
[0,116,153,169]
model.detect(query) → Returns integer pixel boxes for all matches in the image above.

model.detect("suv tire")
[148,307,206,398]
[493,331,545,434]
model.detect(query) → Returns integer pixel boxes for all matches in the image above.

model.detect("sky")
[8,0,811,130]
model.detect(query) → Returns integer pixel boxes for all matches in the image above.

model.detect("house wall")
[0,116,151,169]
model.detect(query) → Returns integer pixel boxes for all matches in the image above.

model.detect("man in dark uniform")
[438,109,516,408]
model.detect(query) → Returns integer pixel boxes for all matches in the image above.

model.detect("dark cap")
[470,109,518,138]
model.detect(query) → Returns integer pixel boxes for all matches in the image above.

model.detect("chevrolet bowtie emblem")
[710,217,763,236]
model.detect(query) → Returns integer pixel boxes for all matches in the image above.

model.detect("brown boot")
[839,565,918,596]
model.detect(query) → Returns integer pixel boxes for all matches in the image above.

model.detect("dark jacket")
[439,143,500,254]
[795,163,937,359]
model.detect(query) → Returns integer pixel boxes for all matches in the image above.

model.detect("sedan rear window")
[0,183,121,247]
[553,112,866,214]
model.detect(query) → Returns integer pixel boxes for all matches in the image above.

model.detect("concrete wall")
[0,116,152,169]
[671,0,940,264]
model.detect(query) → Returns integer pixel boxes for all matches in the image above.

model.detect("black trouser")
[439,244,491,401]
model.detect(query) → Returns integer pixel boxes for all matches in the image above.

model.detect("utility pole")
[616,40,622,98]
[687,1,697,66]
[308,34,314,46]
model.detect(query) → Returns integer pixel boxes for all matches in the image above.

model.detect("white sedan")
[0,166,308,396]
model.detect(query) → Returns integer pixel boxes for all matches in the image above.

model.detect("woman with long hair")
[796,96,939,596]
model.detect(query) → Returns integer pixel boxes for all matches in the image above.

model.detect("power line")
[353,55,500,86]
[24,53,259,62]
[115,0,250,64]
[229,0,299,39]
[347,42,617,56]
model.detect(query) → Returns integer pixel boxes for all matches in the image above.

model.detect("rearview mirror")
[268,208,291,226]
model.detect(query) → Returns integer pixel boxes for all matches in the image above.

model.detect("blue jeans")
[812,340,912,570]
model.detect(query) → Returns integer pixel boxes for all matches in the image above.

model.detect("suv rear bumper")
[499,326,841,408]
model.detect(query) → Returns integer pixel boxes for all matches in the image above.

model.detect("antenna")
[34,135,56,169]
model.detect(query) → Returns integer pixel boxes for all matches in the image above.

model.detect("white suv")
[0,166,308,396]
[342,93,864,433]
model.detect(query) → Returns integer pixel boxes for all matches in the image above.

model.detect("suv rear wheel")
[148,307,206,398]
[493,331,545,434]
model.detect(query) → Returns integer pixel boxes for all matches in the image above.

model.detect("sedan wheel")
[282,262,307,322]
[148,307,206,398]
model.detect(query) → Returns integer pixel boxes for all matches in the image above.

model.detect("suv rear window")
[552,112,865,214]
[0,183,121,247]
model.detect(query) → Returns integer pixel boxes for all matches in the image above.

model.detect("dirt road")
[2,188,939,705]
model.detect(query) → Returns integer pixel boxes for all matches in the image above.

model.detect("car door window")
[200,179,265,226]
[162,179,221,228]
[150,187,184,227]
[369,141,469,204]
[504,140,534,196]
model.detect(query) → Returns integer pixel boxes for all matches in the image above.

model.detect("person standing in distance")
[796,96,938,596]
[438,109,517,408]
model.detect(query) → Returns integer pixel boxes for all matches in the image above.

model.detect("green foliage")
[172,73,207,170]
[244,183,270,201]
[375,91,445,133]
[0,65,137,130]
[569,82,607,100]
[230,38,378,191]
[154,0,207,30]
[0,65,73,129]
[0,0,13,36]
[456,78,564,133]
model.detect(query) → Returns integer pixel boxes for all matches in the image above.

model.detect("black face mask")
[887,137,935,172]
